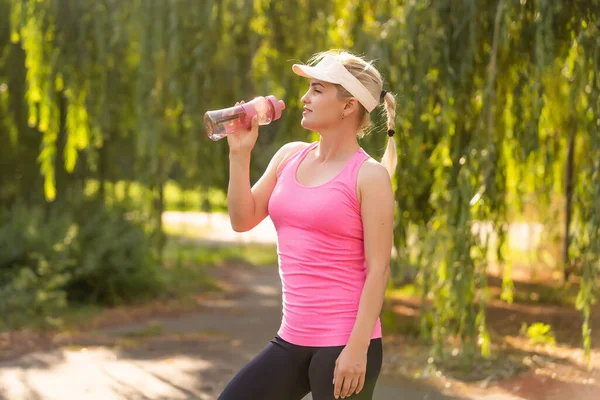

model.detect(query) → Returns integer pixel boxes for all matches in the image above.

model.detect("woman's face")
[300,79,346,132]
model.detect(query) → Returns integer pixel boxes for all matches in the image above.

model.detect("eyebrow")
[310,82,325,88]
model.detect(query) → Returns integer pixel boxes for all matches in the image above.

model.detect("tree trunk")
[153,153,166,263]
[54,90,68,203]
[563,117,576,282]
[98,143,107,203]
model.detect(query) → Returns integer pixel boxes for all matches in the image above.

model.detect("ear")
[343,97,360,116]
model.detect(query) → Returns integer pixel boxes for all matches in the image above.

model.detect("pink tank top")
[267,141,382,347]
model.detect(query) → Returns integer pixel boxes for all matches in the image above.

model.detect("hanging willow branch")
[2,0,599,365]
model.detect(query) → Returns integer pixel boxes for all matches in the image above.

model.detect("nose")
[301,90,310,105]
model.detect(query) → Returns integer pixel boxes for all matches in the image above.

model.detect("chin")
[300,118,315,131]
[301,116,327,132]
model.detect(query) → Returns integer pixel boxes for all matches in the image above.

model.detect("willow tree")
[347,0,600,364]
[306,0,599,365]
[2,0,598,365]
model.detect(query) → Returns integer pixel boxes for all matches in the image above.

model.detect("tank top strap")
[277,141,318,178]
[336,147,370,186]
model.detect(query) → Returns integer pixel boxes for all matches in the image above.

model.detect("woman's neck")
[314,127,359,163]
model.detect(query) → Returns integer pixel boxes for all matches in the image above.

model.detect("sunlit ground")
[1,210,597,400]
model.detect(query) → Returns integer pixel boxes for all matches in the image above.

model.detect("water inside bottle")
[204,108,246,141]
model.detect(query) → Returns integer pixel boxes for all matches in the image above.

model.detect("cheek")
[315,107,339,127]
[315,98,339,119]
[301,96,340,129]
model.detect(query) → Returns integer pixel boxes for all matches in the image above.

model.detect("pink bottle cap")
[266,95,286,120]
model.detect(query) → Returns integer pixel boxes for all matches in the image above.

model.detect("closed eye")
[310,82,325,94]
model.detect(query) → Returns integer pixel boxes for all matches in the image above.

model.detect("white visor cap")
[292,55,379,113]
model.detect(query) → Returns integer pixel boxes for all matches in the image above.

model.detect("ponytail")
[380,92,397,178]
[313,50,397,177]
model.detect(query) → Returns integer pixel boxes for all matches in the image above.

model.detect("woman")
[220,49,397,400]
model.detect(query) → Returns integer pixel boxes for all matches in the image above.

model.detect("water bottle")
[204,95,286,141]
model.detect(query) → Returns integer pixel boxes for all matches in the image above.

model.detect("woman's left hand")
[333,343,367,398]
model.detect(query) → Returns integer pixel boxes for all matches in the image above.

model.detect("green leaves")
[0,199,162,331]
[1,0,599,365]
[521,322,556,347]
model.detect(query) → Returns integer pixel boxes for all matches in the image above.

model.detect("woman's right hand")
[227,101,259,156]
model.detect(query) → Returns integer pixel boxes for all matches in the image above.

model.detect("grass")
[486,279,579,307]
[159,255,220,299]
[162,223,213,239]
[84,179,228,212]
[380,307,422,338]
[384,276,577,313]
[162,213,278,268]
[55,304,106,330]
[0,304,106,333]
[385,283,422,300]
[118,321,164,339]
[163,238,278,268]
[143,237,278,311]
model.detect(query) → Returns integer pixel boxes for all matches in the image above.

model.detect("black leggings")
[218,335,383,400]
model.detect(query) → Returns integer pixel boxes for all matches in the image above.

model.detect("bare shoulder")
[357,158,393,203]
[273,141,311,175]
[277,141,310,158]
[358,158,392,188]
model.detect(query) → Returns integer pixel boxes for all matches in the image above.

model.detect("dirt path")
[1,261,517,400]
[0,213,529,399]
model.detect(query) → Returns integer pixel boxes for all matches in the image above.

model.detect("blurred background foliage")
[0,0,598,365]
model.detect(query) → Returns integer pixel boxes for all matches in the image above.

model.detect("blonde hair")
[307,50,398,178]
